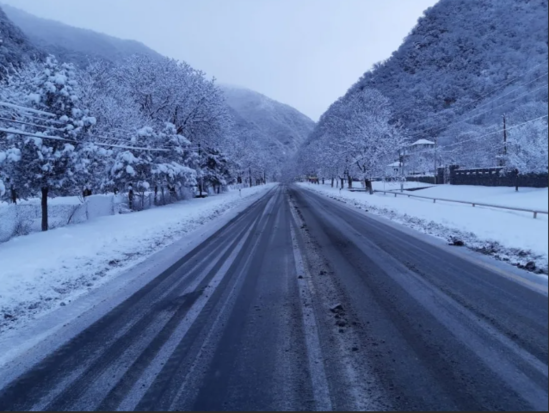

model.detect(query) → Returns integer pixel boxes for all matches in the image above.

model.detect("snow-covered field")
[299,183,548,274]
[375,183,549,210]
[0,184,275,334]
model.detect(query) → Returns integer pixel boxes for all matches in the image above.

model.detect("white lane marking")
[289,223,333,412]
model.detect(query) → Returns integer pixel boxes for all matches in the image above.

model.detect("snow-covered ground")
[401,185,548,210]
[372,181,433,191]
[299,183,548,274]
[0,184,275,334]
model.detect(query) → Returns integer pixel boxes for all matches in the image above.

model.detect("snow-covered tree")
[296,88,404,189]
[505,118,549,174]
[151,123,197,201]
[1,56,95,230]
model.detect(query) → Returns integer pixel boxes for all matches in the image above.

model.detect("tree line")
[0,55,272,231]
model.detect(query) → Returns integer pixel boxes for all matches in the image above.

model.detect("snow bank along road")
[0,185,547,411]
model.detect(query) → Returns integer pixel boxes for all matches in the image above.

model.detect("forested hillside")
[0,5,315,231]
[222,86,315,178]
[2,4,162,66]
[297,0,548,181]
[0,6,39,79]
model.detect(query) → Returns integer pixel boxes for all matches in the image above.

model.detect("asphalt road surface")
[0,185,546,411]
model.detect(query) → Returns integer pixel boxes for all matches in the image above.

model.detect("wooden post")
[503,115,508,157]
[434,137,438,185]
[41,187,48,231]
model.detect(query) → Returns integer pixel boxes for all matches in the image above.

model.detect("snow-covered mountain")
[0,5,39,79]
[302,0,547,172]
[345,0,548,142]
[222,86,315,161]
[1,5,314,173]
[2,4,162,66]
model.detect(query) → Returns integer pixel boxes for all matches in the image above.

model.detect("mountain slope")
[2,4,162,66]
[222,86,315,159]
[305,0,548,172]
[348,0,548,141]
[314,0,548,143]
[0,5,39,79]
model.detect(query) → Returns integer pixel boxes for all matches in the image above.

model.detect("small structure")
[386,161,402,178]
[398,139,437,176]
[408,139,435,153]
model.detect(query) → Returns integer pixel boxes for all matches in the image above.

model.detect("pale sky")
[4,0,438,120]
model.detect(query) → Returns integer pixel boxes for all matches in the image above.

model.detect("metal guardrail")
[374,190,549,219]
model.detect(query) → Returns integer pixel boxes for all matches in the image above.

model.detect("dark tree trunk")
[128,189,134,210]
[41,187,49,232]
[154,186,158,205]
[348,176,352,188]
[331,177,334,187]
[10,186,17,204]
[340,178,344,188]
[515,169,519,192]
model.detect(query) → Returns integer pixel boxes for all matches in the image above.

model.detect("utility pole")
[399,149,405,192]
[434,137,438,185]
[501,114,508,166]
[198,143,203,197]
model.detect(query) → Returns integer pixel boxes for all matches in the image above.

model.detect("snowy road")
[0,185,547,411]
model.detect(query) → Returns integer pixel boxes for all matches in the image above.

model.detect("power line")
[402,115,548,156]
[459,62,548,110]
[443,83,548,127]
[0,102,179,153]
[0,107,66,126]
[94,142,170,152]
[468,72,548,113]
[404,67,549,141]
[0,127,75,143]
[0,117,65,132]
[396,61,548,124]
[0,101,56,118]
[442,114,548,149]
[0,127,171,152]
